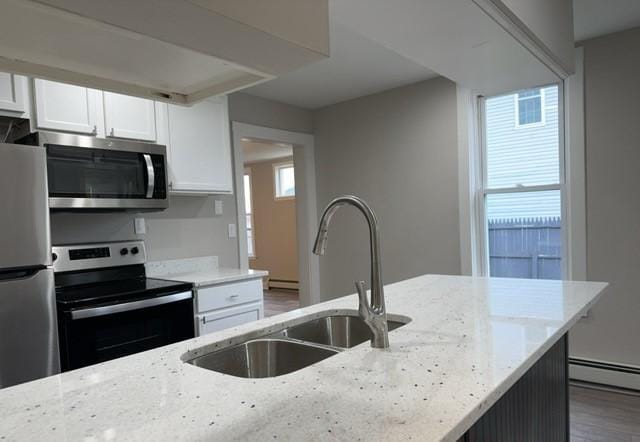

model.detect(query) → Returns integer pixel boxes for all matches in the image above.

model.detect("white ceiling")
[244,14,437,109]
[573,0,640,41]
[246,0,640,109]
[242,140,293,164]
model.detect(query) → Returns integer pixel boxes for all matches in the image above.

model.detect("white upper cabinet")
[34,79,98,134]
[166,97,233,194]
[103,92,157,141]
[0,72,27,113]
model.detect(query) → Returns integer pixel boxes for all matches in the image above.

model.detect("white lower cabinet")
[195,279,264,336]
[197,301,263,335]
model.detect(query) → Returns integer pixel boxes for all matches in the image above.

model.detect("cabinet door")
[103,92,157,141]
[34,79,98,134]
[0,72,26,113]
[167,96,233,193]
[196,301,263,336]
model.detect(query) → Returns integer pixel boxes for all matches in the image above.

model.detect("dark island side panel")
[459,334,569,442]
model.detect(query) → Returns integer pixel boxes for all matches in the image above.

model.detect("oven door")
[58,291,194,371]
[45,142,168,210]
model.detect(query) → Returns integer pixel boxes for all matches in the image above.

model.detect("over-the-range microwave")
[17,131,168,211]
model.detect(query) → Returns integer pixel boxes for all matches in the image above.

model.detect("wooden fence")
[488,217,562,280]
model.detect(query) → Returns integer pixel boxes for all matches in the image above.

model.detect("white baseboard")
[569,358,640,391]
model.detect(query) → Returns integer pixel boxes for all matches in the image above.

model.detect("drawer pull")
[227,294,240,301]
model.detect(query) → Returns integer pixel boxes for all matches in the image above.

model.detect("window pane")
[276,165,295,197]
[485,85,559,188]
[243,174,252,214]
[486,190,562,280]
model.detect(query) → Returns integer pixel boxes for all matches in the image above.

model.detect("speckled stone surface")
[146,256,268,287]
[0,275,606,441]
[146,256,219,276]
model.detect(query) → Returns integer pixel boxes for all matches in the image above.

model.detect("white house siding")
[485,85,560,220]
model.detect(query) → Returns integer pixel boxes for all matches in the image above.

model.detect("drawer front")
[196,301,263,336]
[196,279,262,313]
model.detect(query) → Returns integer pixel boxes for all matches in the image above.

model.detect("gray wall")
[228,92,314,134]
[51,195,239,265]
[313,76,461,300]
[569,27,640,367]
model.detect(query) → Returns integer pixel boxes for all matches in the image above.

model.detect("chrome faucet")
[313,195,389,349]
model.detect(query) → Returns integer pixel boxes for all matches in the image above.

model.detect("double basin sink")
[185,311,410,379]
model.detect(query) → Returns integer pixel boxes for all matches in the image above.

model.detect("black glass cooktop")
[56,277,192,308]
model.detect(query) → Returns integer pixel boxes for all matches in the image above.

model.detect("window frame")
[477,83,567,279]
[243,167,256,259]
[514,87,546,129]
[273,161,296,200]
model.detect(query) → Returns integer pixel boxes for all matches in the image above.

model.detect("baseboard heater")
[569,357,640,391]
[268,279,299,290]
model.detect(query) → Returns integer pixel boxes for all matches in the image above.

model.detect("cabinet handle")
[92,125,97,135]
[109,128,115,137]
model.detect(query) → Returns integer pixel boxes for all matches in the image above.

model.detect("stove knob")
[120,248,129,256]
[131,247,139,255]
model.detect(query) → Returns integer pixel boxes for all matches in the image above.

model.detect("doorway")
[242,139,300,315]
[231,123,320,311]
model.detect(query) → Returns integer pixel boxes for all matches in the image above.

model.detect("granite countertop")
[0,275,606,441]
[145,256,268,287]
[155,267,268,287]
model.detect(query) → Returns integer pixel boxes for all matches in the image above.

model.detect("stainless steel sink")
[186,338,339,378]
[184,311,411,378]
[271,314,409,349]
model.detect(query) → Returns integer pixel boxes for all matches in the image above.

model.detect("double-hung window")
[516,88,545,127]
[479,84,565,279]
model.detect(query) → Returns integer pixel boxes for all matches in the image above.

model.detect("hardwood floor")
[263,289,300,317]
[570,385,640,441]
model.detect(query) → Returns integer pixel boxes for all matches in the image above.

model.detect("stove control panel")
[52,241,147,273]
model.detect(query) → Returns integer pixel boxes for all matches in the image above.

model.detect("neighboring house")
[485,85,560,220]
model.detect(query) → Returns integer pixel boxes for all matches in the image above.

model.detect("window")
[243,169,255,258]
[479,84,564,280]
[516,88,544,127]
[274,162,295,199]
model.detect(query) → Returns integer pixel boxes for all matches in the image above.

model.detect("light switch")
[228,223,237,238]
[214,200,223,215]
[134,218,146,235]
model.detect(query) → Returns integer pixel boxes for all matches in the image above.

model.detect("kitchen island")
[0,275,606,441]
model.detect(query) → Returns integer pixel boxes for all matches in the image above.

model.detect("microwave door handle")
[144,154,155,198]
[70,292,192,320]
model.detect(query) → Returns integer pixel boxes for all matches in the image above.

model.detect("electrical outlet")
[228,223,237,238]
[214,200,223,215]
[134,218,146,235]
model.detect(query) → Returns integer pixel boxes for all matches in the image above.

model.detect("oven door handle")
[144,154,155,198]
[70,291,192,320]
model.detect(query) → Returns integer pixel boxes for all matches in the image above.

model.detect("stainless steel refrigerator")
[0,142,59,389]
